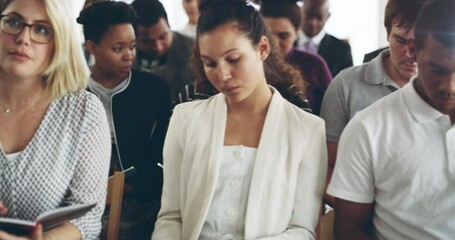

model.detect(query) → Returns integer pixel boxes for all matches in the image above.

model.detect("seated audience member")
[328,0,455,238]
[77,2,171,238]
[180,0,200,38]
[152,0,327,239]
[320,0,429,206]
[260,0,332,115]
[81,0,111,66]
[131,0,195,105]
[0,0,110,239]
[297,0,353,77]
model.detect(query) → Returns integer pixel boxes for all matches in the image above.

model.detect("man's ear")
[85,40,96,55]
[258,36,271,61]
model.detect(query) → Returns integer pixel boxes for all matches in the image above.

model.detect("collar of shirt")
[365,49,400,91]
[404,76,446,123]
[297,29,326,49]
[88,71,131,96]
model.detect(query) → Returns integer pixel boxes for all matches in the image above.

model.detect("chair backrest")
[317,210,335,240]
[106,171,125,240]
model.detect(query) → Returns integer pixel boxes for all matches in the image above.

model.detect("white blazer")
[152,89,327,240]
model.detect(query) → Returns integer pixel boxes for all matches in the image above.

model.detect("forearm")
[335,224,373,240]
[44,222,81,240]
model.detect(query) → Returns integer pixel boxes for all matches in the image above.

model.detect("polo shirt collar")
[365,49,399,90]
[404,77,445,123]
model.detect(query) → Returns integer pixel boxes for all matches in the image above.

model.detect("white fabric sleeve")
[68,95,111,239]
[152,104,184,240]
[327,116,375,203]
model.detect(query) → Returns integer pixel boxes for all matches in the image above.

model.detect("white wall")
[72,0,388,65]
[324,0,388,65]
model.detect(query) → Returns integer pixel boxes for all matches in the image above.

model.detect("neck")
[0,81,48,114]
[0,75,47,106]
[227,81,272,115]
[91,65,127,89]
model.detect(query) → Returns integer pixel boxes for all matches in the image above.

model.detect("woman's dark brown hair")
[191,0,310,110]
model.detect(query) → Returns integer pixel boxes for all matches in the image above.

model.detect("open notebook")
[0,203,96,236]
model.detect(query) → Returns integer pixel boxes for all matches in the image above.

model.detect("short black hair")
[131,0,169,27]
[259,0,302,31]
[415,0,455,51]
[77,1,137,43]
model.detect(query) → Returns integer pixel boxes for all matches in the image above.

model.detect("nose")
[216,63,232,82]
[152,41,163,54]
[405,38,416,59]
[15,25,32,45]
[439,73,455,93]
[123,49,135,61]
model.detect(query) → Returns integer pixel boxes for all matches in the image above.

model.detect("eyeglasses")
[0,15,53,44]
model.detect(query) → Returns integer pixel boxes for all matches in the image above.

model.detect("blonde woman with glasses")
[0,0,111,239]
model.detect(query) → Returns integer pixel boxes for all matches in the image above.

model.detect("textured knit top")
[0,91,111,239]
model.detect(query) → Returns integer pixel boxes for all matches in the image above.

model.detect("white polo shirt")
[327,78,455,239]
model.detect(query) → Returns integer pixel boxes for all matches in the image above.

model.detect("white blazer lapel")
[244,89,285,238]
[190,94,228,239]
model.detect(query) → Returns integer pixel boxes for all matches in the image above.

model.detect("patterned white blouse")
[0,91,111,239]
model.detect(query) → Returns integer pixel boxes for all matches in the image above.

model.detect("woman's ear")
[85,41,96,55]
[258,36,271,61]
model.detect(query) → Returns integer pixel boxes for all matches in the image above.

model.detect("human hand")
[0,223,44,240]
[0,202,7,216]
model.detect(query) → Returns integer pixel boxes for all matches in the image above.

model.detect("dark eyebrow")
[4,12,51,26]
[200,48,239,60]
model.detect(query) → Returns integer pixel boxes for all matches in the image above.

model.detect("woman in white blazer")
[152,0,327,239]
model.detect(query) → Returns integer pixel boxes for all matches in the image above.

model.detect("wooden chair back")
[105,171,125,240]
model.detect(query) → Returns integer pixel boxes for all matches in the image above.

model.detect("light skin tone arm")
[323,141,337,207]
[334,198,374,240]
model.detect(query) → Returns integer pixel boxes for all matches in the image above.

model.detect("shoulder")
[328,63,369,89]
[131,69,169,89]
[172,31,195,47]
[322,33,351,49]
[275,91,325,129]
[289,48,326,66]
[173,95,218,116]
[52,90,106,126]
[351,89,404,127]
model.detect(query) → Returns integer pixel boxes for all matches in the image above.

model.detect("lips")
[401,62,417,72]
[9,50,30,60]
[221,86,239,94]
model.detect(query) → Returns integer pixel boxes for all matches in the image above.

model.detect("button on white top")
[234,149,243,159]
[221,234,235,240]
[226,207,236,217]
[231,180,240,188]
[199,145,257,240]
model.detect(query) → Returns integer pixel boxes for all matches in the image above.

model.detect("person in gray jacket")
[131,0,195,105]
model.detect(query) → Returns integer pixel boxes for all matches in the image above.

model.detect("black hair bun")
[199,0,248,12]
[77,1,136,25]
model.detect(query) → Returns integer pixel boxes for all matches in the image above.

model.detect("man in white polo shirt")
[327,0,455,239]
